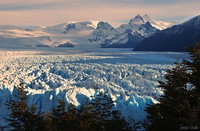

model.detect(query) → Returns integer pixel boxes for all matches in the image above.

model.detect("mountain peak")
[183,15,200,29]
[135,14,143,19]
[129,15,145,25]
[96,21,114,30]
[143,14,151,21]
[144,14,150,17]
[134,15,200,52]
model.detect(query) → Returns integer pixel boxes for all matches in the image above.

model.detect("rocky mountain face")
[134,15,200,52]
[90,15,173,48]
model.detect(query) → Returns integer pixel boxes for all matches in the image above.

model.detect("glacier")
[0,48,188,126]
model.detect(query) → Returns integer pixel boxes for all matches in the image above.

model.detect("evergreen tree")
[77,98,96,131]
[90,91,131,131]
[43,112,55,131]
[5,83,44,131]
[24,104,45,130]
[51,99,68,131]
[77,93,132,131]
[5,84,134,131]
[51,99,79,131]
[65,103,80,131]
[145,43,200,131]
[183,43,200,128]
[109,110,132,131]
[90,92,114,130]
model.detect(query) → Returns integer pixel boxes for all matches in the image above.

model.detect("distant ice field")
[0,48,189,125]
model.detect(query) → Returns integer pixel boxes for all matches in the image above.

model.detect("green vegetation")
[5,83,45,131]
[5,84,135,131]
[145,43,200,130]
[5,43,200,130]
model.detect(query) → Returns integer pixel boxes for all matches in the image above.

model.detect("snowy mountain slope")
[89,22,117,43]
[0,15,175,49]
[142,14,174,30]
[0,49,188,126]
[92,15,166,48]
[101,30,145,48]
[134,15,200,51]
[39,21,100,48]
[117,15,156,36]
[42,21,98,35]
[0,21,100,49]
[117,14,173,35]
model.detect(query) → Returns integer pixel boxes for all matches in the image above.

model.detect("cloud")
[0,1,66,11]
[0,0,198,11]
[0,0,199,26]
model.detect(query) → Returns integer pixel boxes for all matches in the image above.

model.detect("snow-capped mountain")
[134,15,200,52]
[0,15,175,49]
[142,14,174,30]
[0,21,99,48]
[42,21,98,35]
[40,21,100,48]
[92,14,171,48]
[89,22,117,43]
[117,15,157,36]
[101,30,145,48]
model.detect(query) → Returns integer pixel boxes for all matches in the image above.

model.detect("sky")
[0,0,200,27]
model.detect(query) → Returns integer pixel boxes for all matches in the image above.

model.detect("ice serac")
[0,50,186,126]
[0,84,157,126]
[134,15,200,52]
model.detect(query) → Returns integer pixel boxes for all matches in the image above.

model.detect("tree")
[109,110,132,131]
[43,112,54,131]
[77,97,96,131]
[50,99,79,131]
[5,84,134,130]
[65,103,80,130]
[183,43,200,128]
[51,99,68,131]
[77,92,133,131]
[90,91,131,131]
[5,83,44,131]
[90,92,115,130]
[145,43,200,131]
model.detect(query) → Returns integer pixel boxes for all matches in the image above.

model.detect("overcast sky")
[0,0,200,27]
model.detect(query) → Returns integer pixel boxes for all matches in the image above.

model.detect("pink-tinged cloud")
[0,0,199,27]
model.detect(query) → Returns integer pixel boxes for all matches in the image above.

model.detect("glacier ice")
[0,48,188,126]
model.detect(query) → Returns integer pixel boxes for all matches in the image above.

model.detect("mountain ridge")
[90,14,173,48]
[0,15,175,49]
[134,15,200,52]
